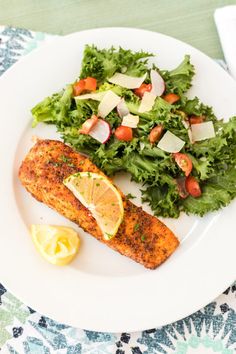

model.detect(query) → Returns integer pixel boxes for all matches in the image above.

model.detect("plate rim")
[0,27,236,332]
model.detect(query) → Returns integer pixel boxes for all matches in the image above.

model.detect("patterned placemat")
[0,26,235,354]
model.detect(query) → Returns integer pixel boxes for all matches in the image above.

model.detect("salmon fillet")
[18,139,179,269]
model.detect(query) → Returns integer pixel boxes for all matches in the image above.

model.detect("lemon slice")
[64,172,124,240]
[30,225,80,265]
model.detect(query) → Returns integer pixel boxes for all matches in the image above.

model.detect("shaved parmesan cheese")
[121,114,139,128]
[140,142,145,151]
[150,70,165,96]
[74,91,107,101]
[191,121,215,141]
[138,92,156,113]
[182,119,190,129]
[117,98,129,118]
[157,131,185,153]
[98,91,121,118]
[108,72,147,89]
[181,119,194,144]
[188,129,195,144]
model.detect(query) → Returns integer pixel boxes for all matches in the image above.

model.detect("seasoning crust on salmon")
[18,139,179,269]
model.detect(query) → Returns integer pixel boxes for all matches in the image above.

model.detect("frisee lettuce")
[31,45,236,218]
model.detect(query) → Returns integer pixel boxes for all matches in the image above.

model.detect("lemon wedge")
[64,172,124,240]
[30,225,80,265]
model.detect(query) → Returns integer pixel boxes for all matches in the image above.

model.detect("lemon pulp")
[64,172,124,240]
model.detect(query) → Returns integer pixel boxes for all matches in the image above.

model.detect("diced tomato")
[84,77,97,91]
[163,93,180,104]
[185,176,202,197]
[73,77,97,96]
[189,116,204,125]
[176,177,189,199]
[173,153,193,177]
[114,126,133,141]
[134,83,152,98]
[79,115,98,134]
[73,80,85,96]
[149,125,163,144]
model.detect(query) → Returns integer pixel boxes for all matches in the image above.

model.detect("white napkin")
[214,6,236,80]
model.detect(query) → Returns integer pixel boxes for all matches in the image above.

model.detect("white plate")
[0,28,236,333]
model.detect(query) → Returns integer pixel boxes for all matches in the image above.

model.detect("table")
[0,0,236,59]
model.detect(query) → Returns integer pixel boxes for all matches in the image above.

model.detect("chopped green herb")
[126,193,136,200]
[87,172,92,178]
[47,160,61,167]
[133,223,140,232]
[105,232,113,239]
[141,234,146,242]
[96,183,100,187]
[60,155,71,163]
[60,155,75,167]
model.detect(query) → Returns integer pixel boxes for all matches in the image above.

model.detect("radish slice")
[157,131,185,153]
[108,72,147,89]
[89,119,111,144]
[138,92,156,113]
[117,98,129,118]
[79,115,98,134]
[191,121,215,141]
[74,91,107,101]
[122,114,139,128]
[98,91,121,118]
[150,70,165,96]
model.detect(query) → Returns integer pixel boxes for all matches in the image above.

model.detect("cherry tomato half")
[84,77,97,91]
[73,80,86,96]
[114,126,133,141]
[134,83,152,98]
[185,176,202,197]
[176,177,189,199]
[149,125,163,144]
[173,153,193,177]
[73,77,97,96]
[163,93,180,104]
[189,116,204,125]
[79,115,98,134]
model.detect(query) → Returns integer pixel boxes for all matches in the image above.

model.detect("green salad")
[31,45,236,218]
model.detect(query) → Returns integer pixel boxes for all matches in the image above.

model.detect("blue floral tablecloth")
[0,26,236,354]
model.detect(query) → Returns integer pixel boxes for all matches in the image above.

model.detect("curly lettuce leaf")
[182,97,217,121]
[161,55,195,95]
[141,178,180,218]
[31,85,73,128]
[181,167,236,216]
[80,45,153,82]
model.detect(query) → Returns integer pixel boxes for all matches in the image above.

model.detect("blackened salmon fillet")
[18,139,179,269]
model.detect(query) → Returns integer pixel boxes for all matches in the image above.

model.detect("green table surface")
[0,0,236,59]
